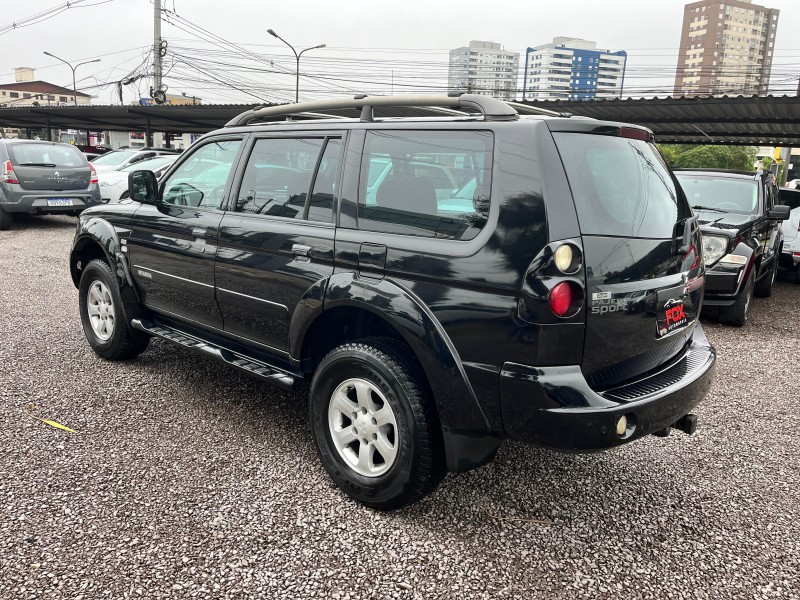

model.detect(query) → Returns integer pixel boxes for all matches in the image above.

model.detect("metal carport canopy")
[1,95,800,146]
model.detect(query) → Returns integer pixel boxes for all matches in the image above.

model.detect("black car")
[70,95,716,509]
[674,169,790,326]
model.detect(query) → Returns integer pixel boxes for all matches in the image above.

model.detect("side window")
[236,137,325,219]
[307,138,342,223]
[162,139,242,210]
[358,130,493,241]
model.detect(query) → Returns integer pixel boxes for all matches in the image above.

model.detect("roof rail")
[505,100,572,118]
[224,94,566,128]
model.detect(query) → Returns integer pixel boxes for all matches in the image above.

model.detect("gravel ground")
[1,214,799,599]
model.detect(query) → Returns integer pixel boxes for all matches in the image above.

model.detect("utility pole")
[152,0,164,103]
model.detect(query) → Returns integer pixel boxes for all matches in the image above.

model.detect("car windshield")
[91,150,138,166]
[121,157,175,172]
[7,143,86,168]
[675,175,759,214]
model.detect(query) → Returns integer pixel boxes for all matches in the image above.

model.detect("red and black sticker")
[657,298,689,338]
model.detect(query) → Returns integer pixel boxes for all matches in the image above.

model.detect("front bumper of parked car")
[499,324,716,450]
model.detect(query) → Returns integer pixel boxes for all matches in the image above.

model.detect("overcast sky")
[1,0,799,105]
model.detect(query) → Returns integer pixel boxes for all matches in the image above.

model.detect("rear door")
[214,133,342,352]
[7,142,90,191]
[126,137,244,329]
[551,129,699,389]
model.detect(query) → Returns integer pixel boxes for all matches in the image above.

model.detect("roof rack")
[225,93,569,128]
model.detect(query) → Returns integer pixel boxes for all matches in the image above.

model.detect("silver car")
[0,139,102,230]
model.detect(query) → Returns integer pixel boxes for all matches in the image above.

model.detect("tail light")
[89,163,98,185]
[2,160,19,184]
[549,282,575,317]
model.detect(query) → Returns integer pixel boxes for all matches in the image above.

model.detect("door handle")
[292,244,312,259]
[192,227,207,239]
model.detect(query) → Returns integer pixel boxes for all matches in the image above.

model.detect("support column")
[45,116,52,141]
[145,117,153,148]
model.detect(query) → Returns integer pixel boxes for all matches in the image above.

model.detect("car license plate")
[657,298,691,338]
[47,198,73,207]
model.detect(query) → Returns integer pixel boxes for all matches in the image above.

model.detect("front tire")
[720,270,754,327]
[78,259,150,360]
[309,338,444,510]
[754,255,778,298]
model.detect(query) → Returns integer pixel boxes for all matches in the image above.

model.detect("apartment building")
[448,40,520,101]
[674,0,779,97]
[522,37,627,101]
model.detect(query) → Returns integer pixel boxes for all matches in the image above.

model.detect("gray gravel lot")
[1,214,799,599]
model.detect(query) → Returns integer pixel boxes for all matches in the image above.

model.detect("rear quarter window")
[8,143,87,168]
[553,133,690,239]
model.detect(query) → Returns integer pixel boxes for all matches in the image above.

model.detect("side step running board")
[131,318,299,392]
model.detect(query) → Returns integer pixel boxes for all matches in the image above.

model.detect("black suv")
[70,95,716,509]
[674,169,790,326]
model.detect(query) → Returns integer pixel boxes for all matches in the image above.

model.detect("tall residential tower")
[674,0,779,97]
[522,37,627,101]
[448,41,520,101]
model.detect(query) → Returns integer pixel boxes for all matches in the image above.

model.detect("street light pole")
[43,51,101,106]
[267,29,325,103]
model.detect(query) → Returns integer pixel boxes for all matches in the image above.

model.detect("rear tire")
[720,271,754,327]
[79,259,150,360]
[309,337,444,510]
[0,206,11,230]
[754,255,778,298]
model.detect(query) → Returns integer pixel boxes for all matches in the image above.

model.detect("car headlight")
[701,235,728,266]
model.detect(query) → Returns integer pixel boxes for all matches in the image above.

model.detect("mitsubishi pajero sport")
[70,94,716,509]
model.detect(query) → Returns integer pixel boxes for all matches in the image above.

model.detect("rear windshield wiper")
[691,205,723,212]
[17,162,57,167]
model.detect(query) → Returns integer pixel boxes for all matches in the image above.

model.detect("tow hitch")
[653,413,698,437]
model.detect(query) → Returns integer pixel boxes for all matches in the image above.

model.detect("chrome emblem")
[54,171,59,177]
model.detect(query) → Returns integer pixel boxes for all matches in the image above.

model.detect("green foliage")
[656,144,757,171]
[760,156,773,169]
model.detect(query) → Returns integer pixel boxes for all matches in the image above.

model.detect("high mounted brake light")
[617,127,652,142]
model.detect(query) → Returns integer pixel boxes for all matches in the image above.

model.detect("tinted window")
[236,138,326,219]
[554,133,691,238]
[161,139,241,209]
[7,143,86,168]
[359,131,493,241]
[675,175,759,215]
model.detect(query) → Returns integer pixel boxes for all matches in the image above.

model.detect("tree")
[656,144,757,171]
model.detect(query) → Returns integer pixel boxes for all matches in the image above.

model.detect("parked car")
[70,94,716,509]
[91,147,181,173]
[98,155,178,204]
[778,187,800,280]
[785,179,800,189]
[0,139,102,230]
[674,169,790,325]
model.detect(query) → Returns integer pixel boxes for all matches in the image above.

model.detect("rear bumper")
[1,191,102,213]
[779,249,800,269]
[499,324,716,451]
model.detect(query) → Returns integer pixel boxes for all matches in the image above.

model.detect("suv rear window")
[7,143,86,168]
[553,133,690,239]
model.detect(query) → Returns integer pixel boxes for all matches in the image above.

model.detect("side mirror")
[128,170,158,204]
[767,204,790,220]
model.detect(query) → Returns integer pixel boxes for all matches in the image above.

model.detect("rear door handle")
[292,244,312,260]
